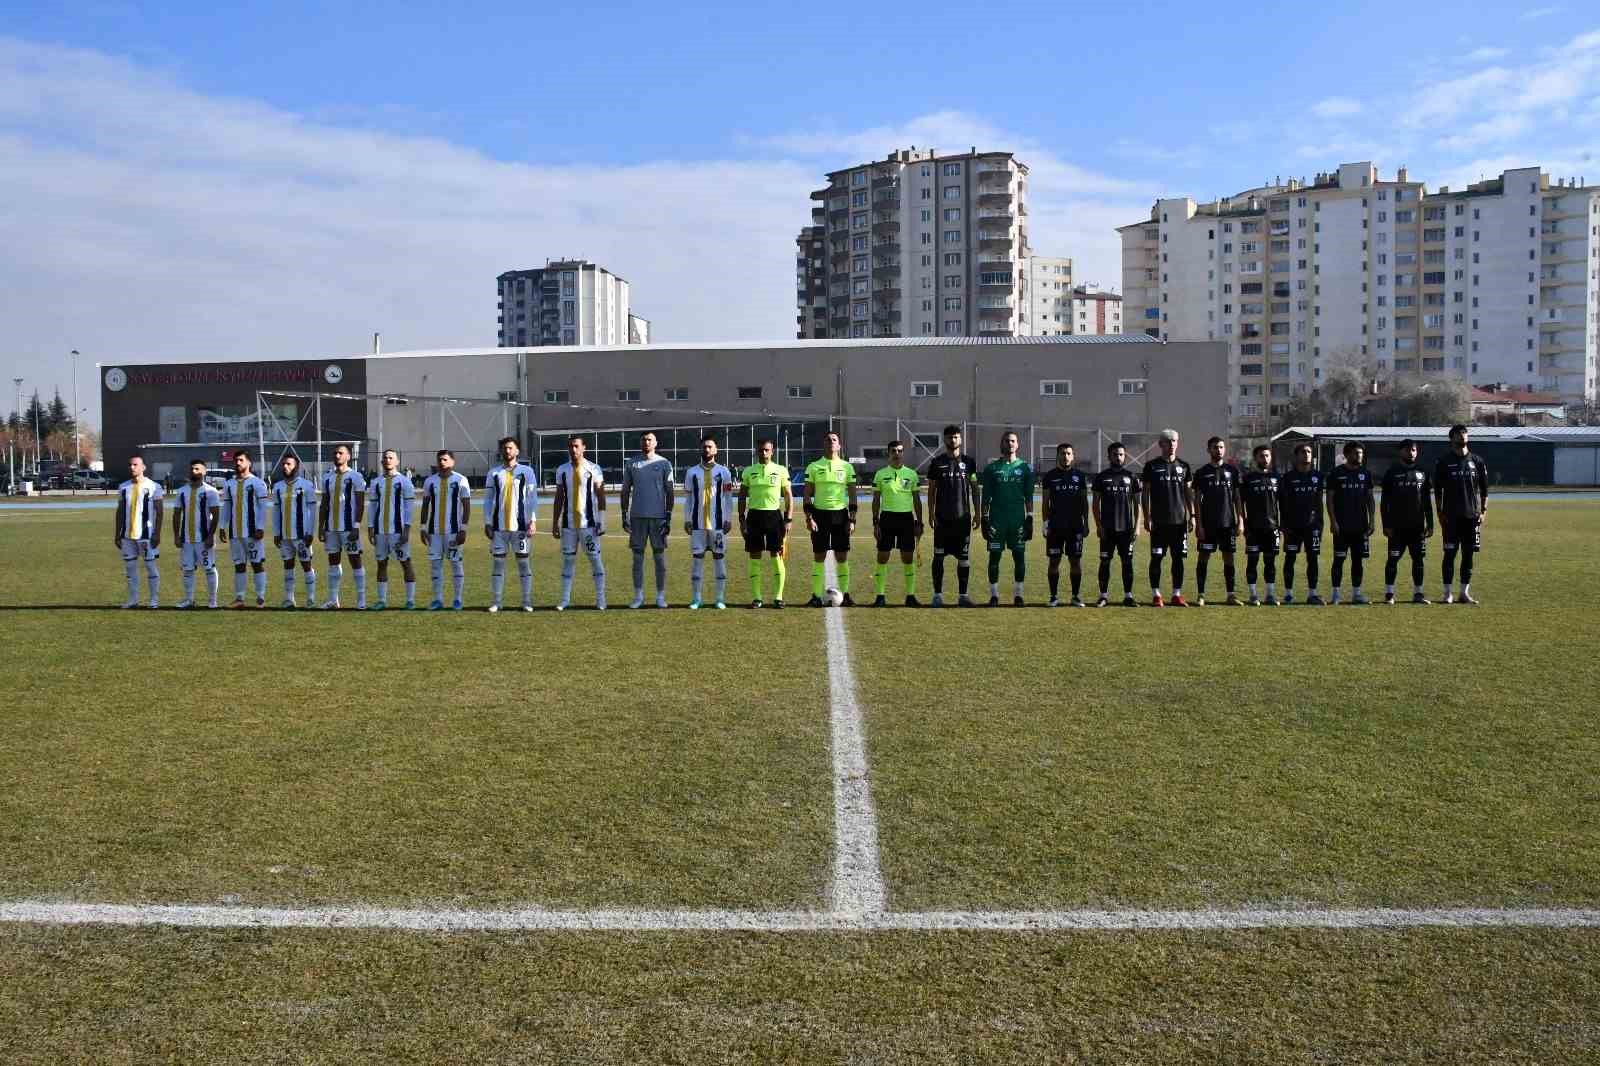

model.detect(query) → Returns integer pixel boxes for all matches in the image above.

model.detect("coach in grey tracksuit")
[621,431,675,608]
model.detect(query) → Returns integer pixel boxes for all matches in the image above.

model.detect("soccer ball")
[824,587,843,607]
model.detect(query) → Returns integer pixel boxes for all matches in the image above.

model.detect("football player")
[1238,445,1282,606]
[1278,443,1325,605]
[420,449,471,610]
[1091,440,1141,607]
[925,425,979,607]
[1434,424,1490,604]
[1141,428,1193,607]
[114,452,164,608]
[1040,442,1090,607]
[366,448,417,610]
[1380,438,1434,605]
[219,448,271,608]
[552,435,607,611]
[1325,440,1375,605]
[683,434,735,609]
[318,443,367,609]
[621,431,674,609]
[272,453,318,608]
[171,457,220,609]
[484,436,537,613]
[1191,436,1245,606]
[979,431,1035,607]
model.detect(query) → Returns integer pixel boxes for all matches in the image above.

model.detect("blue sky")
[2,2,1596,426]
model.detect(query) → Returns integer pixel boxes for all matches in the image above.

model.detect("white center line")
[824,554,887,917]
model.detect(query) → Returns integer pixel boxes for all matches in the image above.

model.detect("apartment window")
[852,235,868,252]
[853,279,868,296]
[911,380,943,397]
[851,172,867,186]
[942,163,961,176]
[921,188,931,200]
[665,387,689,401]
[920,209,932,223]
[1039,380,1073,397]
[944,274,962,289]
[544,389,570,403]
[852,302,868,319]
[943,252,962,266]
[944,230,961,244]
[920,165,931,177]
[920,255,932,266]
[853,256,868,274]
[943,296,962,310]
[943,208,961,222]
[852,190,868,206]
[787,384,813,399]
[944,186,962,200]
[616,388,641,403]
[737,386,763,399]
[560,329,575,345]
[561,300,576,325]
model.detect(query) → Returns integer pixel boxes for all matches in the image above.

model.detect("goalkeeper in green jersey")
[978,430,1035,606]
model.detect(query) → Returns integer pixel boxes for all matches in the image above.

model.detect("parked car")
[70,470,109,489]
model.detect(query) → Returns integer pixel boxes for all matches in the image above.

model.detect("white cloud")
[1311,96,1362,118]
[1463,46,1509,61]
[1520,5,1563,20]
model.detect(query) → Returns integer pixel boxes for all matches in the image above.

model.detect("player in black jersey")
[1380,438,1434,605]
[1040,443,1091,607]
[1091,440,1141,607]
[1433,424,1489,604]
[1140,428,1194,607]
[1278,443,1325,605]
[925,424,980,607]
[1325,440,1375,605]
[1239,444,1282,606]
[1191,436,1245,606]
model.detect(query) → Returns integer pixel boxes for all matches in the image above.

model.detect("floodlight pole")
[69,350,80,468]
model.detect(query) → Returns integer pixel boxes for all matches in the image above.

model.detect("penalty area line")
[1,902,1596,933]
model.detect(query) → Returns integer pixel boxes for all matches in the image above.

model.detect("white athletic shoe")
[121,599,139,609]
[656,593,668,609]
[321,599,340,610]
[554,601,568,612]
[521,604,534,612]
[688,599,701,610]
[931,593,944,608]
[714,600,726,610]
[174,599,194,610]
[629,594,645,609]
[1441,592,1455,604]
[487,603,500,613]
[147,602,159,609]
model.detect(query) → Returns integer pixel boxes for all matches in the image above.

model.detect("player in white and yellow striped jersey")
[483,436,538,612]
[421,449,472,610]
[681,435,735,609]
[318,444,368,609]
[366,448,418,609]
[114,452,165,608]
[552,434,608,611]
[273,453,318,608]
[220,448,272,608]
[171,457,221,609]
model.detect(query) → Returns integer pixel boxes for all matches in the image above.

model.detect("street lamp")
[70,350,81,468]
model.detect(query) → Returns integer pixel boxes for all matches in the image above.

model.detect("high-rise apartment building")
[1066,284,1122,335]
[1120,162,1599,429]
[800,147,1031,339]
[1027,257,1072,334]
[796,225,829,338]
[497,261,632,348]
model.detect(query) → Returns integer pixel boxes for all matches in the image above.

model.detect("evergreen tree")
[46,389,73,438]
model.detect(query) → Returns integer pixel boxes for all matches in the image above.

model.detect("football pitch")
[1,501,1598,1063]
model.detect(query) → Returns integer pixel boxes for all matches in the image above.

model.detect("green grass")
[2,925,1597,1064]
[3,503,1599,1062]
[0,512,832,907]
[850,503,1600,909]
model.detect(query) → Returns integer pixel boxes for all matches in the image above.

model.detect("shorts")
[1332,531,1369,559]
[119,538,158,562]
[932,517,972,559]
[1098,529,1135,559]
[490,530,530,558]
[875,512,917,553]
[1149,523,1189,559]
[1244,528,1280,555]
[1197,525,1237,553]
[809,508,852,554]
[986,522,1026,554]
[179,541,215,572]
[427,533,464,562]
[1386,528,1428,558]
[278,537,315,563]
[561,527,602,556]
[372,533,411,563]
[690,528,728,557]
[228,536,267,566]
[1282,526,1322,554]
[1441,515,1482,552]
[1046,529,1085,559]
[629,517,668,553]
[322,529,362,555]
[743,510,786,554]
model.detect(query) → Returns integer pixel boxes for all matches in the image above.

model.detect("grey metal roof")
[1273,425,1600,444]
[366,334,1163,362]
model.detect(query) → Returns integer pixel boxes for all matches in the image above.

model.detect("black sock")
[1246,555,1259,586]
[1442,547,1457,587]
[1351,557,1364,589]
[1098,558,1111,594]
[1149,555,1163,590]
[1283,555,1296,589]
[1384,556,1399,586]
[957,562,970,595]
[1264,553,1276,584]
[932,555,945,593]
[1411,552,1425,589]
[1196,552,1210,595]
[1172,555,1185,590]
[1048,569,1059,598]
[1070,570,1082,597]
[1306,552,1320,590]
[1222,556,1235,593]
[1121,552,1135,593]
[1460,545,1475,585]
[1332,555,1345,588]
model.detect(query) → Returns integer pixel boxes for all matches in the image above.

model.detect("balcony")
[978,274,1015,289]
[872,241,902,256]
[872,260,901,278]
[872,175,899,190]
[875,285,902,300]
[978,321,1013,333]
[976,166,1010,184]
[872,216,900,234]
[978,233,1012,250]
[978,256,1016,272]
[977,188,1014,205]
[873,194,901,211]
[978,303,1011,317]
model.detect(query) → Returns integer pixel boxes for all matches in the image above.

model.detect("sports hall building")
[99,335,1228,483]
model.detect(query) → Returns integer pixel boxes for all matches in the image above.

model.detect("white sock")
[1386,584,1395,595]
[1461,582,1470,597]
[560,553,575,602]
[377,579,388,605]
[305,569,317,603]
[1267,583,1276,596]
[284,569,297,598]
[989,582,999,597]
[329,564,342,601]
[125,559,139,602]
[182,570,196,601]
[714,557,727,601]
[145,560,160,604]
[234,571,246,600]
[253,571,267,600]
[206,569,219,604]
[1173,587,1182,597]
[404,580,416,606]
[654,552,668,595]
[591,554,606,606]
[1414,584,1424,595]
[517,558,532,604]
[351,566,366,607]
[490,557,505,604]
[1249,583,1258,597]
[431,559,444,600]
[451,560,465,602]
[691,556,704,600]
[1013,580,1024,599]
